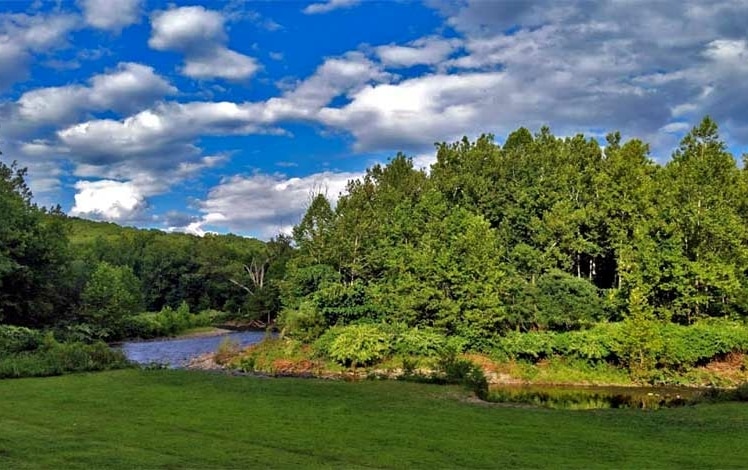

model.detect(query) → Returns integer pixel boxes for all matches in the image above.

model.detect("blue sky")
[1,0,748,238]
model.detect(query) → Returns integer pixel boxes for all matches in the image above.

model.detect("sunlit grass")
[0,369,746,469]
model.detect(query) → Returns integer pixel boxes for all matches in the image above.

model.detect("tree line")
[1,117,747,349]
[0,164,291,334]
[279,117,748,350]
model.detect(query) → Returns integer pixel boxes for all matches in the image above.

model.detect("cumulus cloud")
[0,12,79,90]
[376,36,462,68]
[303,0,361,15]
[17,62,175,124]
[79,0,142,32]
[56,101,263,170]
[187,170,362,238]
[68,154,226,223]
[70,179,147,221]
[149,6,258,80]
[262,51,390,121]
[52,51,388,177]
[318,71,514,151]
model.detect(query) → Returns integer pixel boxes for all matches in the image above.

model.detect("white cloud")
[182,48,259,80]
[318,71,511,151]
[149,6,258,80]
[70,179,146,220]
[0,12,79,90]
[80,0,142,32]
[18,62,175,124]
[376,36,461,68]
[190,170,361,237]
[52,51,387,173]
[262,51,390,121]
[303,0,361,15]
[56,101,263,168]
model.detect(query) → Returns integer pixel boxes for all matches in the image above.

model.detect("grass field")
[0,370,746,469]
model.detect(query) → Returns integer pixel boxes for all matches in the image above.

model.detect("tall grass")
[0,338,130,379]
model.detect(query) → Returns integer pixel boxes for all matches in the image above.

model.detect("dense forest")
[2,117,748,382]
[279,117,748,336]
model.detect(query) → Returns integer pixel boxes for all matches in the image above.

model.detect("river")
[118,330,266,368]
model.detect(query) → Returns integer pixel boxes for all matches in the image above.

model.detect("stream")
[118,330,266,368]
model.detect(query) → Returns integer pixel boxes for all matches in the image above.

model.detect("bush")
[120,304,226,340]
[492,320,748,381]
[0,325,43,355]
[277,301,326,343]
[316,324,392,367]
[736,382,748,402]
[389,325,449,357]
[436,348,488,399]
[53,323,111,344]
[0,338,130,379]
[232,337,319,375]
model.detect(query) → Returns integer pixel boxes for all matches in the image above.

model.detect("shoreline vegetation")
[189,330,748,391]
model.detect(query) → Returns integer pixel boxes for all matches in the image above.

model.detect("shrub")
[496,331,557,360]
[736,382,748,402]
[317,324,392,367]
[390,325,449,357]
[215,337,240,365]
[0,339,130,379]
[277,301,326,343]
[0,325,43,355]
[54,323,111,344]
[436,348,488,399]
[120,305,226,340]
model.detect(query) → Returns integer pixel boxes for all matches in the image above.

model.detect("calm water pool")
[487,383,706,409]
[119,331,266,368]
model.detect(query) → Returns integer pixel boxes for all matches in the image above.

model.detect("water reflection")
[487,384,705,409]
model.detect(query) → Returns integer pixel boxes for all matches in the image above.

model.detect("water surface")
[487,384,705,409]
[119,330,266,368]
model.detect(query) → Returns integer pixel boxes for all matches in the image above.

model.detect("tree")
[657,117,746,321]
[81,262,142,329]
[0,158,70,327]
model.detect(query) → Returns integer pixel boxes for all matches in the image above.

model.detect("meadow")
[0,369,746,469]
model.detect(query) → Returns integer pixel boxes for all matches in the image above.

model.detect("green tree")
[0,158,70,327]
[81,262,142,329]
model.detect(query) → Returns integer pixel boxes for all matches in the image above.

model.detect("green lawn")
[0,370,746,469]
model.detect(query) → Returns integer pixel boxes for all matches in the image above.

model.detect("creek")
[119,330,266,368]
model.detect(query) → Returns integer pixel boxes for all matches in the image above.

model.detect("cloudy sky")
[1,0,747,238]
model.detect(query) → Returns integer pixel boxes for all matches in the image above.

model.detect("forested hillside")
[0,164,291,337]
[2,117,748,383]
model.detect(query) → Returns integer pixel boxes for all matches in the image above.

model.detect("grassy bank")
[0,370,746,469]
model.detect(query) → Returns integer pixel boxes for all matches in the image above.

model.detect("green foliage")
[81,261,142,330]
[0,325,43,354]
[436,348,489,398]
[312,280,383,324]
[0,159,71,327]
[390,325,449,357]
[316,323,393,367]
[120,305,225,340]
[534,271,605,330]
[0,338,130,379]
[493,320,748,381]
[277,300,327,343]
